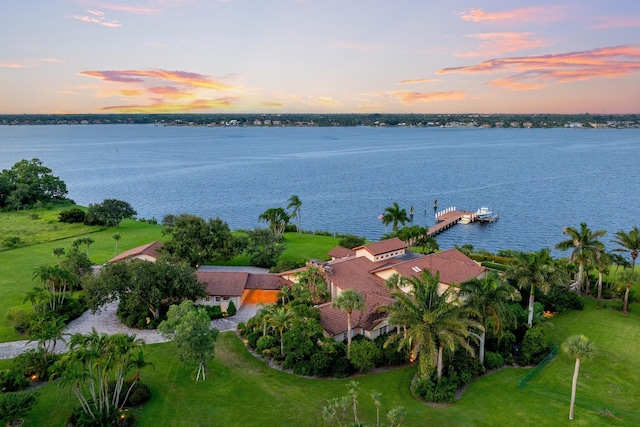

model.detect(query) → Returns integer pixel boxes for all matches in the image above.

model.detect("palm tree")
[52,247,65,266]
[382,270,482,381]
[258,207,290,240]
[612,226,640,271]
[286,194,302,236]
[561,335,595,420]
[381,202,410,232]
[618,270,640,317]
[555,222,607,292]
[460,272,518,365]
[594,252,612,309]
[112,233,121,256]
[265,306,294,357]
[505,249,565,328]
[294,266,330,304]
[332,289,365,357]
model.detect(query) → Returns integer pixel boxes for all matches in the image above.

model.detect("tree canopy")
[0,158,68,210]
[84,198,137,227]
[84,256,206,328]
[162,213,237,267]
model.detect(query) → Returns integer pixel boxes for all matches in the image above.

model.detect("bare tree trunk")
[569,357,581,419]
[527,292,535,328]
[623,283,630,317]
[436,345,444,382]
[479,330,486,365]
[596,272,603,310]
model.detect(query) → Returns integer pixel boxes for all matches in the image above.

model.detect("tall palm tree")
[332,289,365,357]
[561,335,595,420]
[381,202,410,232]
[265,306,294,357]
[618,270,640,317]
[52,247,65,266]
[460,272,518,365]
[294,266,330,304]
[594,252,612,309]
[612,226,640,271]
[112,233,121,256]
[505,249,565,328]
[556,222,607,292]
[286,194,302,236]
[382,270,482,381]
[258,207,290,240]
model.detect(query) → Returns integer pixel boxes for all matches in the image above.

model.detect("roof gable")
[317,293,393,336]
[354,237,407,256]
[392,248,485,285]
[108,241,163,263]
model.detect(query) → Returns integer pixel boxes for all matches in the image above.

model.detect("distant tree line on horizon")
[1,113,639,128]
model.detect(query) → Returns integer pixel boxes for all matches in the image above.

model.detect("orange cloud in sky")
[80,69,233,90]
[390,90,466,104]
[457,32,551,58]
[99,97,237,113]
[439,45,640,90]
[396,79,440,85]
[458,6,564,23]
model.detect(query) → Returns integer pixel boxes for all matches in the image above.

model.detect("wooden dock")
[426,207,478,237]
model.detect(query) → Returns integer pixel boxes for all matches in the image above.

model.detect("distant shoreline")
[1,113,639,129]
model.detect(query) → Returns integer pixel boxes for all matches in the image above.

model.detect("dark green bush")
[5,307,35,335]
[58,208,86,223]
[0,391,39,425]
[269,259,305,273]
[0,368,30,392]
[519,325,552,366]
[226,300,237,316]
[245,331,260,349]
[338,234,366,249]
[349,339,382,373]
[13,349,58,380]
[538,285,583,312]
[110,381,151,407]
[256,335,278,355]
[412,375,457,403]
[199,305,223,320]
[484,351,504,370]
[375,332,409,366]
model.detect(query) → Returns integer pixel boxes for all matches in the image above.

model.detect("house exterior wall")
[195,296,241,313]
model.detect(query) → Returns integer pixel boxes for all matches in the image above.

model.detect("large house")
[281,238,487,342]
[108,241,164,263]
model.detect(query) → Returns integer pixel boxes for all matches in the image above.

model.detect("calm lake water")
[1,125,639,255]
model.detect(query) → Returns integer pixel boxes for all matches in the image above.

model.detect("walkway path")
[0,302,259,360]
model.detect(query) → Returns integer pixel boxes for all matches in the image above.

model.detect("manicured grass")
[0,217,164,342]
[21,308,639,427]
[0,205,98,250]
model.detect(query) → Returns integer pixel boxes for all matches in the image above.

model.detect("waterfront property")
[281,238,487,341]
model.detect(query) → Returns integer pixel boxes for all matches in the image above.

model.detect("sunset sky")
[1,0,639,114]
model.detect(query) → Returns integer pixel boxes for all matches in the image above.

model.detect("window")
[378,325,388,337]
[342,332,348,342]
[204,296,210,302]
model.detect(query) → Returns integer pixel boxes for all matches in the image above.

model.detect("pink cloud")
[457,32,551,58]
[390,90,466,104]
[591,17,640,29]
[458,6,565,23]
[98,97,238,113]
[439,45,640,90]
[80,69,233,90]
[396,79,440,85]
[69,9,121,27]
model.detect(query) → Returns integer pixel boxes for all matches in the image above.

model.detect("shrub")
[58,208,86,223]
[375,332,409,366]
[270,259,306,273]
[245,331,260,349]
[338,234,366,249]
[226,300,237,316]
[0,368,30,392]
[412,376,457,403]
[109,380,152,407]
[2,236,21,248]
[310,351,334,377]
[0,391,39,425]
[539,285,584,312]
[5,307,35,335]
[13,349,58,380]
[519,325,552,366]
[349,339,382,373]
[256,335,279,355]
[199,305,223,320]
[484,351,504,370]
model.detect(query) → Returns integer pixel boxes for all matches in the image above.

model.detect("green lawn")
[0,214,164,342]
[22,304,640,426]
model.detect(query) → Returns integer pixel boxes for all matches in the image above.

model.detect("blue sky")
[1,0,639,114]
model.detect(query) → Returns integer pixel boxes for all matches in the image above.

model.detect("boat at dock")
[477,207,493,218]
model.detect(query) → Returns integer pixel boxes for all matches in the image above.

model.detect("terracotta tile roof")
[327,246,355,259]
[245,274,290,290]
[354,237,407,256]
[325,257,389,297]
[317,293,394,336]
[196,271,249,297]
[196,271,290,297]
[108,241,163,263]
[392,248,485,285]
